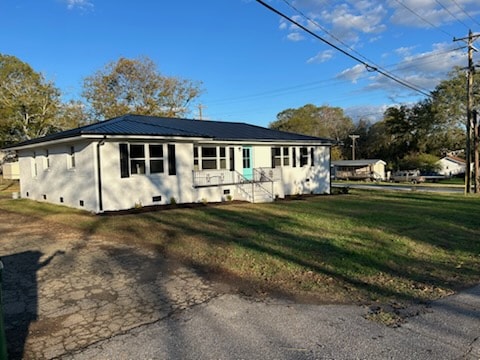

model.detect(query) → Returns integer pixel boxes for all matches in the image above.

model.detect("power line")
[256,0,432,97]
[434,0,470,29]
[392,0,455,38]
[449,0,480,27]
[281,0,459,94]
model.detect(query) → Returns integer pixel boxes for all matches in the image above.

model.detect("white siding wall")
[18,141,98,211]
[17,140,331,213]
[100,141,195,211]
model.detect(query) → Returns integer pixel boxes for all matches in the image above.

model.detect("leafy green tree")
[82,57,203,120]
[399,153,441,173]
[269,104,354,160]
[57,100,92,129]
[0,54,61,145]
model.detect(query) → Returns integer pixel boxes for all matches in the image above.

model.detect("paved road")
[333,183,465,194]
[66,287,480,360]
[1,209,479,359]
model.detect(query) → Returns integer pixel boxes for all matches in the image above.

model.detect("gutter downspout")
[97,136,106,212]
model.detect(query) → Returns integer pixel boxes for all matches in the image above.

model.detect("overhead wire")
[256,0,432,97]
[434,0,470,29]
[281,0,441,95]
[449,0,480,27]
[392,0,455,38]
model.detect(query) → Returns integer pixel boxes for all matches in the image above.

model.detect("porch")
[192,168,279,203]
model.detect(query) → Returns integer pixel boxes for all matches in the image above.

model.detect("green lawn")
[1,186,479,306]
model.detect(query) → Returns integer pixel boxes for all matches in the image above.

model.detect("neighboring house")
[437,155,466,177]
[4,114,334,213]
[1,161,20,180]
[332,159,386,181]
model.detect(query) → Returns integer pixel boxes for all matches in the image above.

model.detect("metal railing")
[192,168,275,203]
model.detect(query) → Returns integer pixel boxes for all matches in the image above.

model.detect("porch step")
[236,183,274,203]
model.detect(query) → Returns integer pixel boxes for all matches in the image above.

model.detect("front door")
[242,146,253,180]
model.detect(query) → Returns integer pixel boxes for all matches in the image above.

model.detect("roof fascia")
[196,139,333,146]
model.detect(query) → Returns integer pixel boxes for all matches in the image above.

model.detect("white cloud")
[336,64,366,83]
[287,32,304,42]
[65,0,94,11]
[387,0,470,27]
[345,104,390,123]
[307,50,334,64]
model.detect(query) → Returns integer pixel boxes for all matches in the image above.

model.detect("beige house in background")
[332,159,386,181]
[1,161,20,180]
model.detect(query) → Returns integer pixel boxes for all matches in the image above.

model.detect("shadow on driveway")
[1,250,63,359]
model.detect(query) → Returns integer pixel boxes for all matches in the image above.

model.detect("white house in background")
[332,159,386,181]
[4,114,334,213]
[1,161,20,180]
[437,155,466,177]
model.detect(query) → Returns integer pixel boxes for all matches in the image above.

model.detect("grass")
[1,183,479,306]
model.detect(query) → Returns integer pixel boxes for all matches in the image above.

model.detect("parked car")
[390,170,426,184]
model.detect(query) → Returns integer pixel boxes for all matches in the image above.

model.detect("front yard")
[1,183,479,306]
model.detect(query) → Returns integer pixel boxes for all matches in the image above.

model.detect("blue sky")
[1,0,480,127]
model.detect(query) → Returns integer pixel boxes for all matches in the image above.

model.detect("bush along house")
[4,114,334,213]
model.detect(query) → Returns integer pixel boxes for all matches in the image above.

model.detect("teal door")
[242,146,253,180]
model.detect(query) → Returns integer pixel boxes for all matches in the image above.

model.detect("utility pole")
[454,30,480,194]
[197,104,206,120]
[349,135,359,161]
[474,110,479,193]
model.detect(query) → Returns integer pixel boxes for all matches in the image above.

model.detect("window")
[283,147,290,166]
[292,148,297,167]
[69,146,76,168]
[243,148,251,168]
[310,147,315,167]
[219,147,227,169]
[120,143,168,177]
[271,147,281,168]
[194,146,199,170]
[130,144,145,174]
[149,145,164,174]
[202,147,217,170]
[300,147,309,167]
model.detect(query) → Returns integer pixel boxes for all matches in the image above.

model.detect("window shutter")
[229,147,235,171]
[119,144,129,178]
[168,144,176,175]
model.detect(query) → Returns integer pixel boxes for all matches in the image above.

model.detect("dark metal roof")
[5,114,333,148]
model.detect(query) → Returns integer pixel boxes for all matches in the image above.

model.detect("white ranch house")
[6,115,333,213]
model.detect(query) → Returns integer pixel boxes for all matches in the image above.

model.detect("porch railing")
[192,168,276,203]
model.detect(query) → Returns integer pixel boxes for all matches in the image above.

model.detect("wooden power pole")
[454,30,480,194]
[349,135,359,161]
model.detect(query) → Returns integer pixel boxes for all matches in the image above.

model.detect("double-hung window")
[201,147,217,170]
[300,147,309,167]
[271,147,281,168]
[149,145,164,174]
[120,143,174,177]
[130,144,146,174]
[283,147,290,166]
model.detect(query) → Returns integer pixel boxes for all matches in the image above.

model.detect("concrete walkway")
[1,211,479,359]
